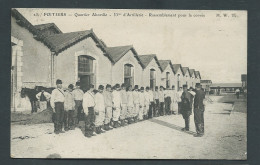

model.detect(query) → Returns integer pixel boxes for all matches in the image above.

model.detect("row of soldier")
[50,79,205,137]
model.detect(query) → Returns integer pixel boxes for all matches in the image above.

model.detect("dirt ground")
[10,95,247,159]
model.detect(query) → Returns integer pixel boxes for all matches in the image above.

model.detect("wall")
[11,17,52,88]
[189,73,196,88]
[161,65,175,88]
[173,68,184,90]
[111,50,143,86]
[183,71,191,88]
[142,58,162,88]
[55,37,112,88]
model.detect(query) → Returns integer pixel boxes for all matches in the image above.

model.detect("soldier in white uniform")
[120,84,128,126]
[132,85,140,122]
[126,85,134,124]
[170,85,178,115]
[50,79,65,134]
[82,84,95,138]
[144,87,151,120]
[72,81,84,125]
[103,84,113,131]
[63,84,75,131]
[94,85,106,134]
[112,84,121,128]
[138,87,145,121]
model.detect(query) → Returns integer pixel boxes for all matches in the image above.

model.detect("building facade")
[139,55,163,89]
[172,64,184,90]
[105,45,144,87]
[158,60,175,89]
[11,9,204,111]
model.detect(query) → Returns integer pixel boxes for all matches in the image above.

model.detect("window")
[150,69,156,90]
[124,64,134,88]
[166,72,170,88]
[78,55,95,91]
[78,55,94,75]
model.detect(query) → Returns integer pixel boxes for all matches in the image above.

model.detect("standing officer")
[193,83,206,137]
[82,84,96,138]
[158,86,165,116]
[180,85,192,131]
[50,79,65,134]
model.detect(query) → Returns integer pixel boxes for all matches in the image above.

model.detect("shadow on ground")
[149,118,197,135]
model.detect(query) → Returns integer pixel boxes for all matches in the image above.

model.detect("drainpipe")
[51,52,55,87]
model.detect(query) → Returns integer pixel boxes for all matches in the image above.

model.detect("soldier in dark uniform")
[180,85,192,131]
[193,83,206,137]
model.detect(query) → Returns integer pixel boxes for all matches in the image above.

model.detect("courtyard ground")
[10,95,247,159]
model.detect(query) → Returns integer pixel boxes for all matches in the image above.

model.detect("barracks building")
[11,9,201,111]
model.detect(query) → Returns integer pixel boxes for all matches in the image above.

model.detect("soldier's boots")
[96,126,101,134]
[121,120,125,127]
[113,121,119,128]
[194,124,204,137]
[104,124,111,131]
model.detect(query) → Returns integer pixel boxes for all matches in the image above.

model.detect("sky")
[17,8,247,83]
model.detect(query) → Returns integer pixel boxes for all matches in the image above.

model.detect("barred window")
[124,64,134,88]
[78,55,94,75]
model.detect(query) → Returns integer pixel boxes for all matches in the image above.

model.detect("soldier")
[180,85,192,131]
[126,85,134,123]
[138,87,145,121]
[64,84,75,131]
[112,84,121,128]
[177,87,183,114]
[120,84,128,126]
[36,87,51,112]
[193,83,206,137]
[133,85,140,122]
[94,85,106,134]
[144,87,151,120]
[103,84,113,131]
[158,86,165,116]
[82,84,96,138]
[50,79,65,134]
[72,81,84,126]
[148,86,155,118]
[164,87,172,115]
[153,86,159,117]
[170,85,178,115]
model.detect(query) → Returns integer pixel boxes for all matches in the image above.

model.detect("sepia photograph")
[11,8,247,159]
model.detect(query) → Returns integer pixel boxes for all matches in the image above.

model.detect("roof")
[189,69,195,76]
[105,45,144,68]
[211,83,242,88]
[11,9,54,50]
[34,23,62,34]
[44,30,92,53]
[12,9,114,62]
[201,80,212,84]
[195,71,201,79]
[158,60,175,74]
[172,64,184,75]
[139,54,163,72]
[182,67,191,77]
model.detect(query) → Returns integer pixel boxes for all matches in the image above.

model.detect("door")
[80,75,92,92]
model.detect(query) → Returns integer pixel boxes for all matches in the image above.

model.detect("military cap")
[56,79,62,84]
